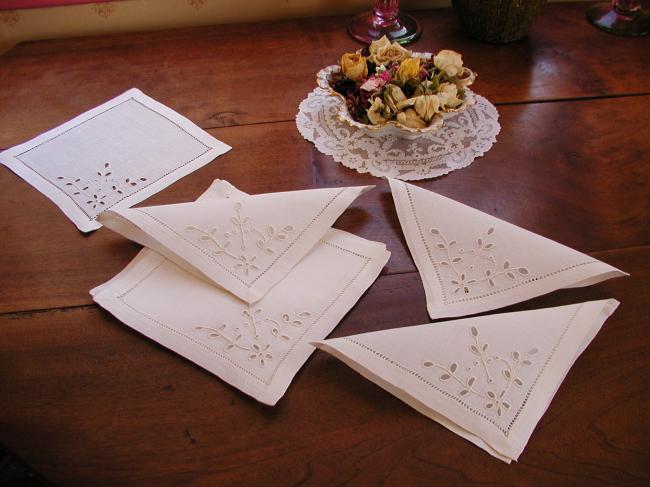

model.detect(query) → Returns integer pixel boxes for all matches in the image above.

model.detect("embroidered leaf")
[497,407,502,417]
[522,359,532,366]
[298,312,311,318]
[506,272,516,280]
[488,278,495,287]
[484,243,494,249]
[528,348,539,355]
[186,225,197,232]
[292,320,303,326]
[499,390,506,398]
[218,324,226,331]
[470,344,479,354]
[459,389,469,396]
[517,267,529,275]
[487,391,496,398]
[436,243,446,249]
[449,240,457,246]
[451,280,459,285]
[104,163,109,168]
[266,226,274,236]
[502,401,510,409]
[460,273,466,280]
[477,238,482,246]
[503,369,511,379]
[485,269,491,276]
[430,228,440,235]
[514,378,524,387]
[482,343,488,352]
[449,362,457,373]
[512,351,520,360]
[423,361,435,368]
[140,178,147,181]
[470,326,479,337]
[276,234,287,240]
[440,261,450,266]
[256,240,264,249]
[199,235,211,241]
[452,257,462,263]
[439,373,451,381]
[485,403,494,409]
[57,176,64,180]
[467,376,475,387]
[503,261,510,269]
[225,344,234,351]
[283,225,294,232]
[281,335,291,341]
[487,227,494,235]
[264,247,274,255]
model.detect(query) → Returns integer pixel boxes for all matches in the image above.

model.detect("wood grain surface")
[0,2,649,485]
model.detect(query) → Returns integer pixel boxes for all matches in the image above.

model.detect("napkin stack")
[92,180,390,405]
[314,179,626,462]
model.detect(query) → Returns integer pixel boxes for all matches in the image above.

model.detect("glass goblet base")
[586,2,650,36]
[348,11,422,45]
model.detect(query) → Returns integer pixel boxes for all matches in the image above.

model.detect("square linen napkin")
[388,178,627,319]
[314,299,619,463]
[92,180,390,405]
[0,88,231,232]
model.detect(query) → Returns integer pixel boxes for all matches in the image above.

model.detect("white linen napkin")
[388,178,627,319]
[314,299,619,462]
[0,88,231,232]
[98,182,373,303]
[92,181,390,405]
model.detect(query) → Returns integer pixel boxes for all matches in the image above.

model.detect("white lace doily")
[296,88,501,181]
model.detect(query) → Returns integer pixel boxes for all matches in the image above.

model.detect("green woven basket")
[451,0,547,43]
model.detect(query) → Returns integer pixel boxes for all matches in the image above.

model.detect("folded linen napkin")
[314,299,619,462]
[98,182,373,303]
[388,178,627,319]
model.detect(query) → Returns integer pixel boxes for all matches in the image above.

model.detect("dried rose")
[340,52,368,82]
[383,84,408,114]
[360,75,388,92]
[414,94,441,122]
[396,108,427,129]
[396,57,421,84]
[369,36,411,66]
[438,82,464,108]
[433,49,464,77]
[366,97,390,125]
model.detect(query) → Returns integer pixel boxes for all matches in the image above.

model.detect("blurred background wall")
[0,0,589,53]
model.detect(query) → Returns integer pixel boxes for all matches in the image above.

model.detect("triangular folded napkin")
[314,299,619,462]
[92,180,390,405]
[0,88,231,232]
[388,178,626,319]
[98,183,372,303]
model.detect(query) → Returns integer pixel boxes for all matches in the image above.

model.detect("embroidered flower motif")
[57,162,147,212]
[234,255,259,275]
[430,227,529,296]
[249,343,273,367]
[196,306,312,368]
[423,326,538,418]
[185,202,294,276]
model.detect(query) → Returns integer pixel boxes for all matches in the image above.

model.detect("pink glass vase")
[587,0,649,36]
[348,0,422,45]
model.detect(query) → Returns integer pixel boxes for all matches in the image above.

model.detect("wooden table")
[1,3,649,485]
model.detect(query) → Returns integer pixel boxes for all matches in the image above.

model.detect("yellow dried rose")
[438,82,464,108]
[414,94,441,122]
[366,97,390,125]
[396,57,421,83]
[340,52,368,82]
[383,84,407,114]
[396,108,427,129]
[433,49,464,77]
[369,36,411,65]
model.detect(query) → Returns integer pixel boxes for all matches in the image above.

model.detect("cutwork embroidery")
[423,327,538,417]
[56,162,147,209]
[185,202,294,275]
[194,304,311,368]
[429,226,529,295]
